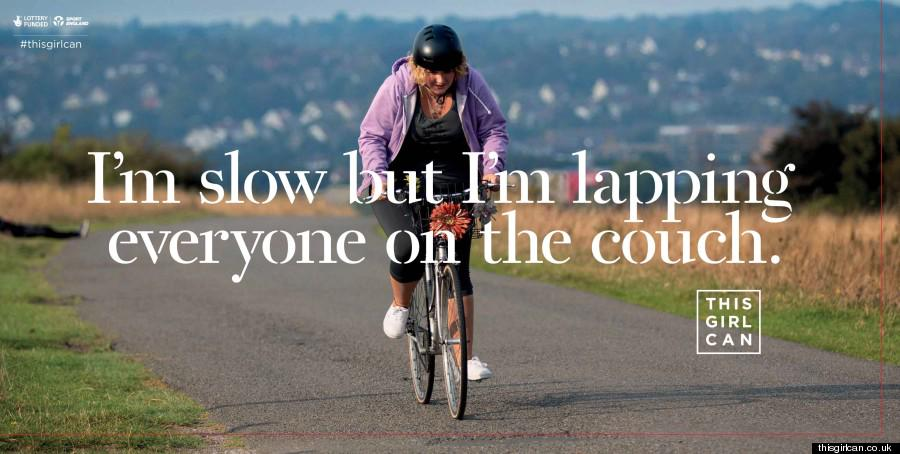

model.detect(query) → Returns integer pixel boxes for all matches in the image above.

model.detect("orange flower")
[429,202,470,238]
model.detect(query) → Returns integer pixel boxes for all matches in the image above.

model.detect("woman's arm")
[469,69,509,176]
[358,75,399,182]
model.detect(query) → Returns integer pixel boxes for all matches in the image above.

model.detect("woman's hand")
[481,173,499,191]
[374,178,389,201]
[367,176,388,201]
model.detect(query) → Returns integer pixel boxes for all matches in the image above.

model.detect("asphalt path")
[49,215,898,453]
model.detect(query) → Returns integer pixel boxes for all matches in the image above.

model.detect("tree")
[839,118,900,209]
[0,129,11,160]
[767,101,869,202]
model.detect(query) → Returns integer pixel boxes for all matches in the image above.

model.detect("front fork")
[408,241,450,356]
[426,261,440,354]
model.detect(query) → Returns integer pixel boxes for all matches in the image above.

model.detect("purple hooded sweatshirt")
[356,56,509,197]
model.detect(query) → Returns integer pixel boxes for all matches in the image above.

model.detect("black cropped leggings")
[372,198,474,296]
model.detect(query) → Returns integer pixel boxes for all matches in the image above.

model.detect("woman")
[357,24,508,381]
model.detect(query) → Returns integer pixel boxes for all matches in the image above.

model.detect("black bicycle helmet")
[412,24,463,71]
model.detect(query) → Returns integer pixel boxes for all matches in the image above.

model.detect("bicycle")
[397,178,504,420]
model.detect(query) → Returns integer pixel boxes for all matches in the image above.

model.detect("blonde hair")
[406,53,469,86]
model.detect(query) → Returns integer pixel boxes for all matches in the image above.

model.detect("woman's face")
[423,68,455,96]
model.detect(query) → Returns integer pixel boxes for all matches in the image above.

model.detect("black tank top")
[389,87,471,189]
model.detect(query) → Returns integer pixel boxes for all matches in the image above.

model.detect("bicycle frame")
[398,178,510,418]
[400,182,485,356]
[409,215,458,357]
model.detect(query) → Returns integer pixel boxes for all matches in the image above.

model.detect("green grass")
[469,247,897,365]
[0,223,211,450]
[376,219,896,362]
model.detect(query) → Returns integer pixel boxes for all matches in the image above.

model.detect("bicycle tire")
[407,277,434,404]
[437,263,467,419]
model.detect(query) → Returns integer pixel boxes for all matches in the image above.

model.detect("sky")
[0,0,867,25]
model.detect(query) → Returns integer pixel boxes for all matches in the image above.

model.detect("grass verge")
[0,179,352,450]
[0,219,218,451]
[470,253,897,365]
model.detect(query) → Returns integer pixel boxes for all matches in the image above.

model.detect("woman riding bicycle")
[357,24,508,381]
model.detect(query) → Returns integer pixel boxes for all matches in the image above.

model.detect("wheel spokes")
[446,297,463,367]
[439,267,465,417]
[408,278,434,404]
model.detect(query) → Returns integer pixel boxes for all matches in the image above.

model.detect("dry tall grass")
[4,180,894,309]
[0,181,353,224]
[487,200,898,310]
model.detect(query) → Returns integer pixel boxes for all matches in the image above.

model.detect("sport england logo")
[51,16,90,27]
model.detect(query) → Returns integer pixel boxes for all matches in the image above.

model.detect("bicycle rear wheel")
[437,263,467,419]
[407,277,434,404]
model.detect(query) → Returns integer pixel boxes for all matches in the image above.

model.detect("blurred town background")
[0,0,897,210]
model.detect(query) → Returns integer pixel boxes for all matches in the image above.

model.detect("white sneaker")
[382,304,409,339]
[467,356,493,381]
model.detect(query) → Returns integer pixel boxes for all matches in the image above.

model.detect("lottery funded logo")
[11,15,89,28]
[696,290,761,354]
[13,15,49,28]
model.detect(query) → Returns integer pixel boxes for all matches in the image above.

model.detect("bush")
[767,101,899,211]
[0,125,204,188]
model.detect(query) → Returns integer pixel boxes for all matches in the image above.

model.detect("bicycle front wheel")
[437,263,467,419]
[407,277,434,404]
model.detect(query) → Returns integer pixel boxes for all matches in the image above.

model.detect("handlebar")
[482,181,517,191]
[388,181,515,198]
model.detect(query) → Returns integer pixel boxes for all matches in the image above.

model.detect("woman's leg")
[389,275,418,309]
[448,225,476,360]
[372,198,425,308]
[447,296,475,361]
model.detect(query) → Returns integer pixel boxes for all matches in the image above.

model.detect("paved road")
[50,215,898,453]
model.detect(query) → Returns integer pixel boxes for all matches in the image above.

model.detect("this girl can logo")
[696,290,761,354]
